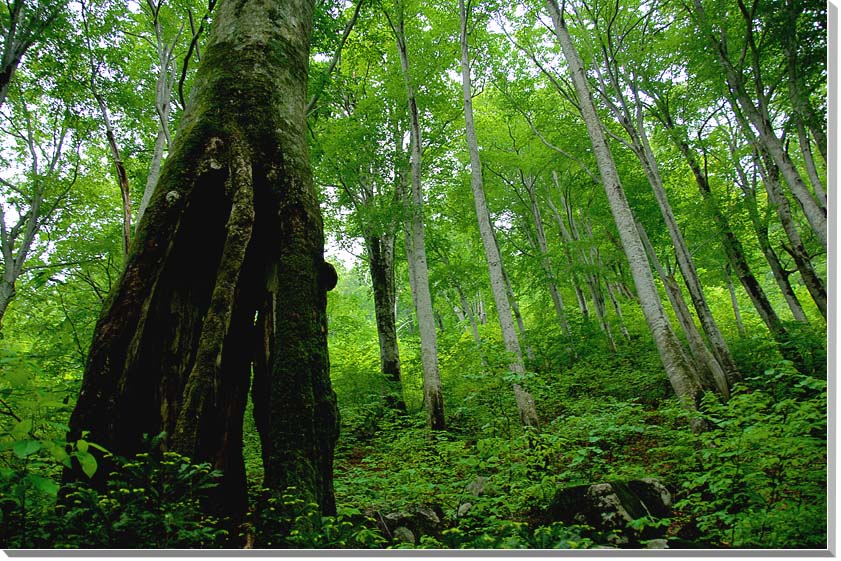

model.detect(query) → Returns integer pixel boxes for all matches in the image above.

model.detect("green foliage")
[57,448,227,548]
[247,487,386,548]
[0,0,827,550]
[1,436,228,548]
[675,365,826,548]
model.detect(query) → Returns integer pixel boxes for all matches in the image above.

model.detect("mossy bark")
[66,0,337,523]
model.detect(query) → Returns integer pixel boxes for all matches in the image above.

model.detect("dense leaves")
[0,0,828,550]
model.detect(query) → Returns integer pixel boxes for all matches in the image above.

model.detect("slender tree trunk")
[585,221,630,343]
[0,117,67,330]
[458,287,484,358]
[367,233,404,409]
[458,0,538,427]
[556,186,615,348]
[659,112,793,349]
[0,280,14,329]
[754,149,827,319]
[438,250,487,365]
[725,264,746,336]
[100,108,132,257]
[83,8,132,257]
[795,121,826,208]
[522,172,570,336]
[138,128,168,227]
[0,0,63,111]
[137,3,180,227]
[390,5,445,430]
[733,156,810,323]
[546,0,704,420]
[476,291,487,324]
[501,258,535,363]
[690,0,827,248]
[548,173,589,321]
[783,0,827,164]
[637,221,729,397]
[595,61,740,388]
[66,0,338,523]
[604,280,630,341]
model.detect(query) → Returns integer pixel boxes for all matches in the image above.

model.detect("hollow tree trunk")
[546,0,704,421]
[66,0,338,523]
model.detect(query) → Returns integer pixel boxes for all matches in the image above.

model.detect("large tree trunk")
[546,0,704,421]
[390,4,445,430]
[66,0,338,523]
[459,0,538,428]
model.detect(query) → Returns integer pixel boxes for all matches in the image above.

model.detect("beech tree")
[66,0,339,522]
[544,0,706,420]
[384,0,445,430]
[459,0,538,428]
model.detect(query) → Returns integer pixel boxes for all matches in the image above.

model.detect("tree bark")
[732,151,810,323]
[547,173,589,321]
[592,56,740,388]
[546,0,704,422]
[637,220,728,398]
[66,0,338,523]
[754,148,827,319]
[82,7,132,257]
[137,0,181,227]
[553,184,616,349]
[459,0,538,428]
[656,107,795,351]
[522,172,570,336]
[367,233,404,408]
[389,3,445,430]
[0,0,64,110]
[690,0,827,248]
[782,0,827,164]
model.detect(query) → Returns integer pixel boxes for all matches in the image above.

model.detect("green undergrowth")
[0,319,827,549]
[326,321,827,549]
